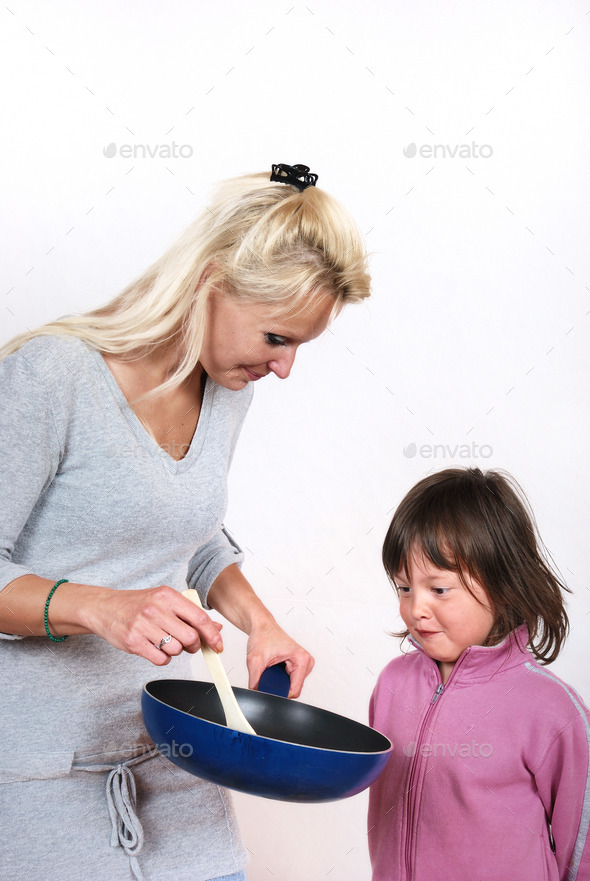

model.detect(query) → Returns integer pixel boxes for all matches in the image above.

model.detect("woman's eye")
[265,333,288,347]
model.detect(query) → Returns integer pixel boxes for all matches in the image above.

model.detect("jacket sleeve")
[533,690,590,881]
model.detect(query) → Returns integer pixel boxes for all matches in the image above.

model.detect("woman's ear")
[196,262,217,291]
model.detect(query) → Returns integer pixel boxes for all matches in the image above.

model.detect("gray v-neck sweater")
[0,334,252,765]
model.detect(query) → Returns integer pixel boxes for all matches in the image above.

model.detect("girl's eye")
[265,333,288,347]
[432,587,450,596]
[396,585,411,595]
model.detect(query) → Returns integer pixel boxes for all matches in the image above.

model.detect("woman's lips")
[244,368,265,381]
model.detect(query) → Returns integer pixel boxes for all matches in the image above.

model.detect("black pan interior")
[147,680,390,754]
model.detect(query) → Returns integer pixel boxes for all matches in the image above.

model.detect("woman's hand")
[245,621,314,699]
[86,584,224,666]
[0,575,223,667]
[206,563,315,699]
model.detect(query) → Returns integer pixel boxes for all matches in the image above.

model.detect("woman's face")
[199,288,337,390]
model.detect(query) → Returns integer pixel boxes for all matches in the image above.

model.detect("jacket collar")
[408,624,532,684]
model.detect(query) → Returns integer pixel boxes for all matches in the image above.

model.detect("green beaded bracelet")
[43,579,69,643]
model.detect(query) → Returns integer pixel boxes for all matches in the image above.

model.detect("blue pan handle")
[258,662,290,697]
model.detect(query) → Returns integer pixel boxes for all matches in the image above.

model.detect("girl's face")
[394,551,495,684]
[199,288,336,390]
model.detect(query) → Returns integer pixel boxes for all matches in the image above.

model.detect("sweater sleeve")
[533,691,590,881]
[0,350,64,631]
[185,525,245,608]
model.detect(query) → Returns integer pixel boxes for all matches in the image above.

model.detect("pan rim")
[143,679,393,757]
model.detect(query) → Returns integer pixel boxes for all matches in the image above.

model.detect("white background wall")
[1,2,589,878]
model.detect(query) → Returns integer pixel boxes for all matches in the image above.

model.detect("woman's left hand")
[206,563,315,699]
[245,622,314,699]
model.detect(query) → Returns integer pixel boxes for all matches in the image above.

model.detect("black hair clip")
[270,163,318,191]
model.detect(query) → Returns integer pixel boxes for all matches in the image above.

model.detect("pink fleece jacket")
[368,626,590,881]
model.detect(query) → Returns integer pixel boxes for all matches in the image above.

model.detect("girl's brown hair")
[382,467,570,663]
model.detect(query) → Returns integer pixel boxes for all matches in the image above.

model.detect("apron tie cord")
[73,745,157,880]
[106,763,145,881]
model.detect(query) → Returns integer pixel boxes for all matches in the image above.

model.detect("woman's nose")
[268,347,297,380]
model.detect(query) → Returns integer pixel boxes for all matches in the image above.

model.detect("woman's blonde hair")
[2,171,371,394]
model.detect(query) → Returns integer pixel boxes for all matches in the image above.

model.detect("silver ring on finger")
[158,634,172,651]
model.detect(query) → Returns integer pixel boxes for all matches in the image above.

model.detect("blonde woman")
[0,164,371,881]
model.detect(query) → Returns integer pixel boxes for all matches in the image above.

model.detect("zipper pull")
[431,684,444,704]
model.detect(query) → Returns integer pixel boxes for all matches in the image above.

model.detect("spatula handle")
[182,589,256,735]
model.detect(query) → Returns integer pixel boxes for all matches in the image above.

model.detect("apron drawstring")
[74,746,158,881]
[106,763,145,881]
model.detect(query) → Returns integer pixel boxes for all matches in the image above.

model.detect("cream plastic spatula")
[182,588,256,735]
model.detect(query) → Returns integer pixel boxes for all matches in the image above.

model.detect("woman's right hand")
[87,584,224,666]
[0,576,223,666]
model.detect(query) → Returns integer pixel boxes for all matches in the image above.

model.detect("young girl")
[368,467,590,881]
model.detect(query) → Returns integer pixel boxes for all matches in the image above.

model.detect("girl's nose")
[268,347,297,380]
[410,593,431,620]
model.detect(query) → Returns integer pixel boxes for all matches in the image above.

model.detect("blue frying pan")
[142,664,392,803]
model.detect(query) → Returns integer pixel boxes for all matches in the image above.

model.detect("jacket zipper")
[404,682,445,876]
[403,651,471,879]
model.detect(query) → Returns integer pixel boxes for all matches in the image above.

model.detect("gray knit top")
[0,334,253,775]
